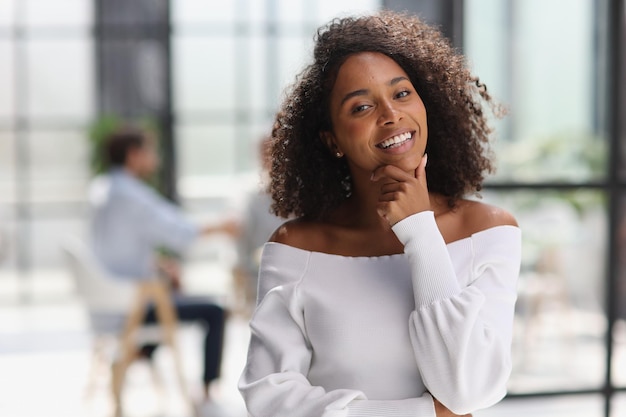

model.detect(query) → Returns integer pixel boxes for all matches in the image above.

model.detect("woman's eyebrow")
[340,89,368,106]
[390,76,409,85]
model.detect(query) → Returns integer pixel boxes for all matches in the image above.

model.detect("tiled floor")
[0,299,250,417]
[0,262,249,417]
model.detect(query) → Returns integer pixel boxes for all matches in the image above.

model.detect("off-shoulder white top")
[239,211,521,417]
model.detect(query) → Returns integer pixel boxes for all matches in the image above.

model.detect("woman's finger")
[379,181,410,195]
[414,153,428,185]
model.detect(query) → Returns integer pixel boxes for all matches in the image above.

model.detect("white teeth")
[379,132,412,149]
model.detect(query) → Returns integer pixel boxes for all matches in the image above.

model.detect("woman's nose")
[377,102,401,125]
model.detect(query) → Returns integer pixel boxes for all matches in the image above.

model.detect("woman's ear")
[320,131,344,158]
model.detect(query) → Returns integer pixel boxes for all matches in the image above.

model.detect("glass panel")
[463,0,509,132]
[24,0,92,28]
[475,394,604,417]
[317,0,381,22]
[248,34,269,111]
[0,132,15,204]
[613,393,626,417]
[176,124,237,179]
[172,0,236,25]
[0,215,19,303]
[245,0,268,24]
[276,37,313,103]
[614,316,626,386]
[465,0,607,183]
[0,207,14,269]
[172,37,236,113]
[25,38,94,120]
[483,189,606,393]
[0,0,15,28]
[613,195,626,387]
[0,40,15,120]
[277,0,304,21]
[27,130,90,203]
[234,121,275,174]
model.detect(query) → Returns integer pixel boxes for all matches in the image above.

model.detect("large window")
[0,0,94,302]
[466,0,606,184]
[464,0,624,415]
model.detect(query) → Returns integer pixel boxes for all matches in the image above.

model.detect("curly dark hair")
[269,10,501,220]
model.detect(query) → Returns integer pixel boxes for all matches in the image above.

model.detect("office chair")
[61,236,197,417]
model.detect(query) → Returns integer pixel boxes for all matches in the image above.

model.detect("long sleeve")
[133,181,199,253]
[392,211,521,415]
[239,245,438,417]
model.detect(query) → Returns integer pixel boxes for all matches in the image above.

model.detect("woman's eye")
[396,90,410,99]
[352,104,370,113]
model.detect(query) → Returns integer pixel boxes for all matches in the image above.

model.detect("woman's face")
[323,52,428,180]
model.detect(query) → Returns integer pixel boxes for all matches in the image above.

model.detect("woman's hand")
[371,153,429,226]
[434,398,472,417]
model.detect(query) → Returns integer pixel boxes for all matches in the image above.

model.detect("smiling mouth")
[376,132,413,150]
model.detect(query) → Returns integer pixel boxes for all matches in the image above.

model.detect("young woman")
[239,11,521,417]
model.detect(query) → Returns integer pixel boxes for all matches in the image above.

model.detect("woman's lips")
[376,131,413,149]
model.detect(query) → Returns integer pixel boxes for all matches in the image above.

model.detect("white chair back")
[61,236,136,329]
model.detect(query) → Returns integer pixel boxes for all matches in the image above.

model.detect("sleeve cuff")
[392,211,462,307]
[347,394,435,417]
[391,211,437,244]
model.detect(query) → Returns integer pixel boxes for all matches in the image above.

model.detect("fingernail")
[370,172,375,180]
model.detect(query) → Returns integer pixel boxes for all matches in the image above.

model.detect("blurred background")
[0,0,625,416]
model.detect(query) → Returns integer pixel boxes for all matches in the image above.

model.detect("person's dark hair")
[269,10,502,220]
[104,127,146,167]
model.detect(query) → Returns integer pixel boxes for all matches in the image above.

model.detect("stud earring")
[335,151,343,158]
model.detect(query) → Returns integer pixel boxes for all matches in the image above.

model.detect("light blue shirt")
[89,168,200,280]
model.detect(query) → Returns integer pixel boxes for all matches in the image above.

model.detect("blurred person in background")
[231,135,286,316]
[88,126,238,410]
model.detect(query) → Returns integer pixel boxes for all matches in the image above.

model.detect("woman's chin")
[395,157,423,174]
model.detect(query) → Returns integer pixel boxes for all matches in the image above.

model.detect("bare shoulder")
[460,199,519,231]
[268,218,325,250]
